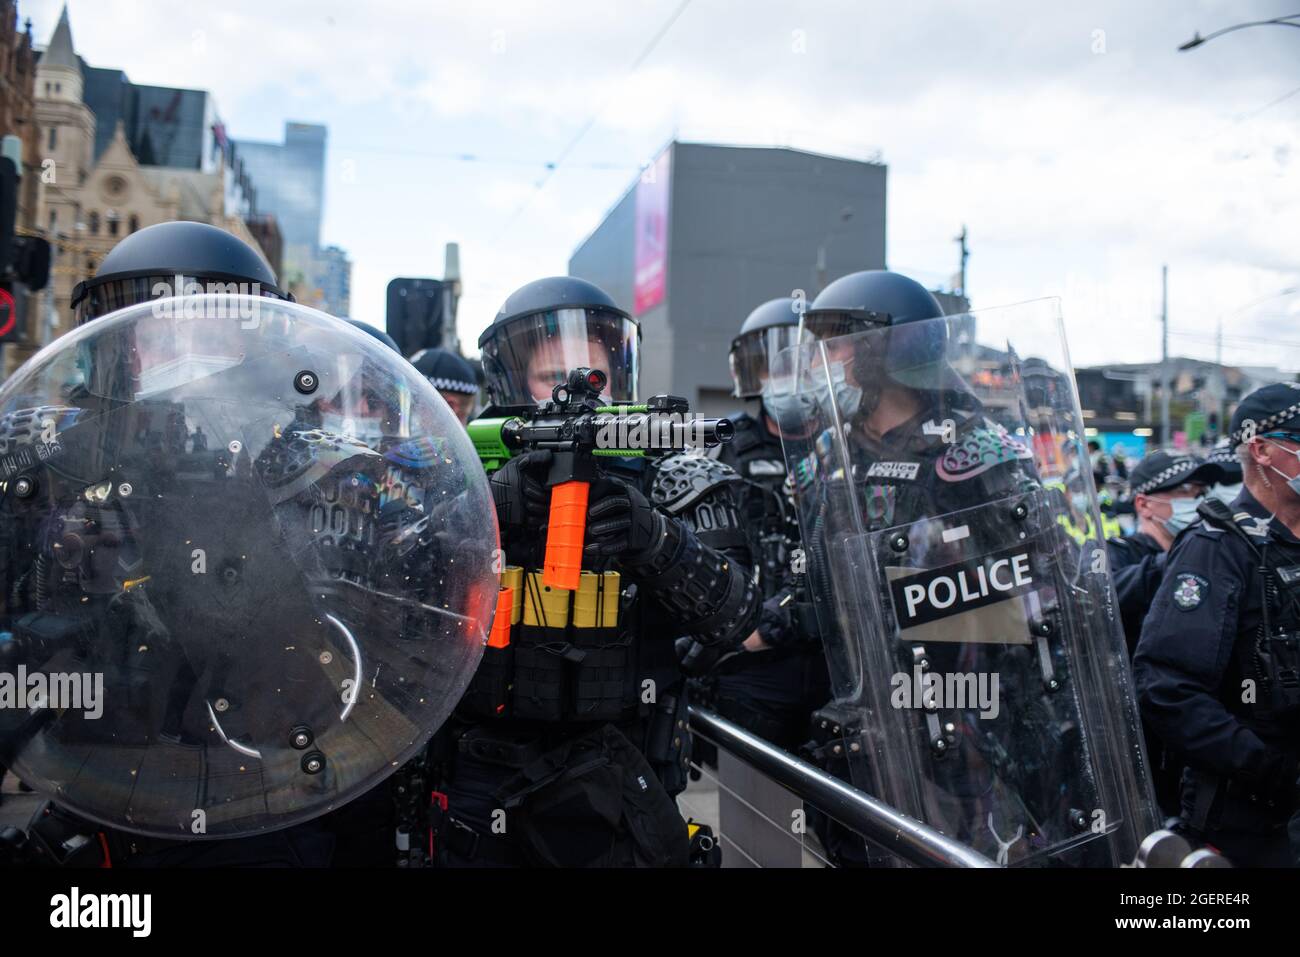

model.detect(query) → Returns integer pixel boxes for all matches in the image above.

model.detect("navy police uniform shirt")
[1133,486,1300,789]
[1106,532,1166,654]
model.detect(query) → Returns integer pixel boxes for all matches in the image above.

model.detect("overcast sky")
[27,0,1300,370]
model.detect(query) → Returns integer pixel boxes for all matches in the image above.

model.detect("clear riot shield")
[0,295,499,839]
[771,299,1157,866]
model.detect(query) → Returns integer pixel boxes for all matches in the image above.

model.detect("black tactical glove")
[491,450,552,541]
[585,476,666,560]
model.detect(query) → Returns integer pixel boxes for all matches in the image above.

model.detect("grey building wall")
[569,142,887,418]
[569,181,669,406]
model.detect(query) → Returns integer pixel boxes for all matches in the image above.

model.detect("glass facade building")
[236,122,326,262]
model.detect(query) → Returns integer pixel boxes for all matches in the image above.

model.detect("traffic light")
[0,281,15,343]
[0,149,50,349]
[0,155,16,275]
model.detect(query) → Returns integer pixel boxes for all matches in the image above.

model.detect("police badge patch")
[1172,573,1208,611]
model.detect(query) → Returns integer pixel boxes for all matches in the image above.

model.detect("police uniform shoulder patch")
[1172,573,1209,611]
[649,452,743,515]
[1236,513,1273,538]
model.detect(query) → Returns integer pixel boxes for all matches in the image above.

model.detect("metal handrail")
[688,704,995,868]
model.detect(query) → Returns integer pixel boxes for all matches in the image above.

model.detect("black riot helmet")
[802,270,955,420]
[478,276,639,406]
[70,221,292,326]
[803,269,944,338]
[729,296,802,399]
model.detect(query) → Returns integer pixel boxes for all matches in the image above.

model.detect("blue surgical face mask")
[1155,496,1203,536]
[815,360,863,420]
[761,382,817,434]
[1265,441,1300,498]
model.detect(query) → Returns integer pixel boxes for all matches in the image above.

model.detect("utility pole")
[954,225,969,297]
[1216,318,1222,367]
[1160,265,1170,447]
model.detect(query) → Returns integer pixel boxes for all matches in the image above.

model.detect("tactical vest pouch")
[509,573,575,721]
[571,628,636,721]
[495,723,690,867]
[511,625,577,722]
[570,570,632,721]
[1259,631,1300,717]
[460,581,520,720]
[643,690,691,796]
[463,643,515,720]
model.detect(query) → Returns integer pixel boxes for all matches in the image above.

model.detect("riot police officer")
[1,223,496,867]
[787,270,1031,865]
[426,276,758,867]
[688,296,829,751]
[777,279,1157,865]
[1135,383,1300,866]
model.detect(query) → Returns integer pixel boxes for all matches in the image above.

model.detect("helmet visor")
[801,308,889,341]
[481,308,638,405]
[73,274,290,327]
[729,326,806,398]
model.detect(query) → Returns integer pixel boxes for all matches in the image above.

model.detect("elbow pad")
[622,515,760,648]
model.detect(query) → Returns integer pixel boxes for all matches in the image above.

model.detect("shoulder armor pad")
[650,452,743,515]
[935,420,1034,482]
[0,406,81,456]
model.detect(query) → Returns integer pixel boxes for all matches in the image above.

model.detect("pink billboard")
[633,148,671,315]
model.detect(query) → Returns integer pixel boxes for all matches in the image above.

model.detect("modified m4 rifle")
[468,367,734,590]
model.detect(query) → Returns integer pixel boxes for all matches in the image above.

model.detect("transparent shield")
[771,299,1157,866]
[0,295,499,839]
